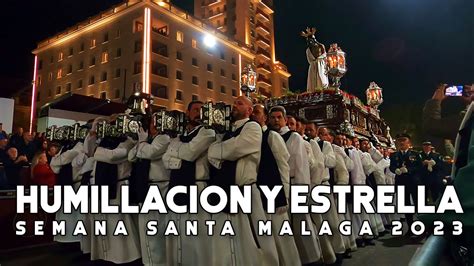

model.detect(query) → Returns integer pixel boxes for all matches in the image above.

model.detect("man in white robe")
[128,122,170,266]
[268,106,323,265]
[251,104,301,266]
[208,97,278,266]
[162,100,215,266]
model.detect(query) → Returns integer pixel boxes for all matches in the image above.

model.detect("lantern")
[326,43,347,88]
[240,64,257,97]
[366,82,383,109]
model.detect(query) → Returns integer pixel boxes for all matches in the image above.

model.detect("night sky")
[1,0,472,107]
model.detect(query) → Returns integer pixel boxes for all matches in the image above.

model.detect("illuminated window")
[58,52,64,61]
[134,21,143,32]
[90,39,96,48]
[56,86,61,95]
[101,51,109,63]
[57,68,62,79]
[192,39,197,49]
[176,31,184,43]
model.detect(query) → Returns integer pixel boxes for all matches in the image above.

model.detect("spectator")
[0,123,7,139]
[3,147,29,188]
[9,127,24,148]
[31,151,56,187]
[17,132,38,162]
[46,142,60,164]
[0,134,8,163]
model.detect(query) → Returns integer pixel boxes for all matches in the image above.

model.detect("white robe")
[280,127,322,264]
[163,126,215,266]
[91,138,142,264]
[128,134,170,266]
[209,119,278,266]
[50,142,84,244]
[306,48,329,92]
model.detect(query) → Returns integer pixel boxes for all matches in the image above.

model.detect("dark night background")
[0,0,472,143]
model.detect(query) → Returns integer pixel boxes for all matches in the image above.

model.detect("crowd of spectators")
[0,125,57,189]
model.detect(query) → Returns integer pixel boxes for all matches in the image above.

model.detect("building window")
[66,83,72,92]
[58,52,64,61]
[220,68,226,77]
[90,56,96,67]
[192,94,199,101]
[152,41,168,57]
[103,32,109,43]
[78,79,83,89]
[80,43,85,52]
[151,61,168,78]
[68,47,74,56]
[100,91,107,99]
[114,89,120,99]
[135,40,142,53]
[89,75,95,85]
[207,81,213,90]
[232,89,237,97]
[134,61,142,74]
[176,70,183,80]
[134,21,143,32]
[37,92,41,102]
[90,39,96,48]
[48,72,53,81]
[151,83,168,99]
[37,75,42,86]
[116,29,121,38]
[192,57,198,66]
[67,64,73,74]
[115,68,121,78]
[101,51,109,63]
[78,61,84,70]
[231,56,236,65]
[232,73,236,81]
[192,39,197,49]
[220,51,225,60]
[192,76,199,85]
[220,85,226,94]
[176,31,184,43]
[38,60,43,70]
[57,68,62,79]
[207,64,213,72]
[176,90,183,101]
[56,86,61,95]
[116,48,122,58]
[176,51,182,60]
[101,72,107,82]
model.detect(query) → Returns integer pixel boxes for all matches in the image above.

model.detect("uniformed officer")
[419,141,443,202]
[389,133,422,234]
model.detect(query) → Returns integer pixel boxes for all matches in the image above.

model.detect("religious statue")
[301,27,329,92]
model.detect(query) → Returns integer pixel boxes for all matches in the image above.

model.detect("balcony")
[202,0,221,6]
[257,48,271,60]
[256,22,270,35]
[207,10,225,20]
[274,61,288,72]
[257,63,272,74]
[256,9,270,22]
[259,0,274,13]
[257,75,272,86]
[256,36,270,48]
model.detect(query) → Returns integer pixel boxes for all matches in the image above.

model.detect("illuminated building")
[30,0,258,130]
[195,0,291,97]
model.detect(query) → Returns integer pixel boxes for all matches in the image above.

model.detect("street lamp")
[327,43,347,88]
[366,81,383,109]
[240,64,257,97]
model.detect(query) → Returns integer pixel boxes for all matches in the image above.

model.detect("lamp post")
[326,43,347,89]
[366,81,383,109]
[240,64,257,97]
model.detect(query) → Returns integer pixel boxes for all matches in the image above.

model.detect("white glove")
[400,166,408,174]
[208,158,223,169]
[427,164,433,172]
[395,168,402,175]
[429,159,436,166]
[138,128,148,143]
[162,153,182,170]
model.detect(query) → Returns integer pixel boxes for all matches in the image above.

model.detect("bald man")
[208,96,278,265]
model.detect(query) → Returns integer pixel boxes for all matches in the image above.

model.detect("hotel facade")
[30,0,290,130]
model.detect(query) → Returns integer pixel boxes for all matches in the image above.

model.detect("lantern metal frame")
[366,81,384,109]
[326,43,347,88]
[240,64,257,97]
